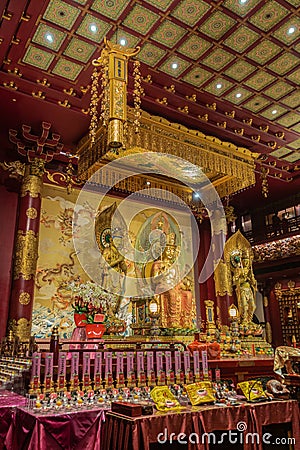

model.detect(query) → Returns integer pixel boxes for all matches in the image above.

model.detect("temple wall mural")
[32,183,196,338]
[32,184,87,338]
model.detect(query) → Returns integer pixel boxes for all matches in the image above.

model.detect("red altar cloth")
[5,406,105,450]
[103,400,300,450]
[250,400,300,450]
[0,391,26,450]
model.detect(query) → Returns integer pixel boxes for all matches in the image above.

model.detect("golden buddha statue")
[150,233,195,329]
[231,249,257,324]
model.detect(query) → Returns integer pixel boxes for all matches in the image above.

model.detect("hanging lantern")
[89,38,140,150]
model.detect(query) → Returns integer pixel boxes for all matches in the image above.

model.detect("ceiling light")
[90,24,97,33]
[272,109,277,114]
[171,62,178,69]
[216,83,222,89]
[45,33,54,43]
[120,38,127,46]
[288,27,295,34]
[236,93,242,98]
[12,98,16,102]
[240,0,247,3]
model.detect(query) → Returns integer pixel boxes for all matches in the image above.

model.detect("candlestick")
[43,352,54,393]
[29,352,41,394]
[57,352,67,392]
[70,352,80,391]
[94,352,102,390]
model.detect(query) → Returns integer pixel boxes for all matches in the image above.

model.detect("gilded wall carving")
[253,236,300,262]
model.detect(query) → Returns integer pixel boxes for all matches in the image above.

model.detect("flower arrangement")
[68,280,117,324]
[72,296,89,314]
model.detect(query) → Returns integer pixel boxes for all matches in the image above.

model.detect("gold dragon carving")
[14,230,39,280]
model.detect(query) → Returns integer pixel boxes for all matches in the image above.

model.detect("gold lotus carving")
[19,292,31,305]
[26,207,38,219]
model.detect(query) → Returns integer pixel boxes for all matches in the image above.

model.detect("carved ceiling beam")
[9,121,63,162]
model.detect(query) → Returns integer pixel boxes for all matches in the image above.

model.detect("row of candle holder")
[28,379,244,414]
[28,386,153,413]
[29,349,212,396]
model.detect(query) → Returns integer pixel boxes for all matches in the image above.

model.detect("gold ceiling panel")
[16,0,300,135]
[1,0,299,180]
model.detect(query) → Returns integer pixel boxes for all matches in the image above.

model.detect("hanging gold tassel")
[132,59,144,134]
[260,167,269,198]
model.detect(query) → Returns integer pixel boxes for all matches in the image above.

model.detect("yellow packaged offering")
[237,380,267,401]
[150,386,183,411]
[185,382,215,405]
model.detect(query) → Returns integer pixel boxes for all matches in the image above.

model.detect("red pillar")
[216,293,231,327]
[197,219,209,325]
[199,219,219,328]
[9,160,44,340]
[0,183,19,339]
[214,229,231,326]
[7,121,63,340]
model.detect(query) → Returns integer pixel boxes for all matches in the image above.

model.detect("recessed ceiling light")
[236,93,242,98]
[119,38,127,46]
[90,24,97,33]
[171,62,178,69]
[272,109,277,114]
[45,33,54,43]
[216,83,222,89]
[288,26,295,35]
[12,98,16,102]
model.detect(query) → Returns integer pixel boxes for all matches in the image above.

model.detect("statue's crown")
[166,232,176,246]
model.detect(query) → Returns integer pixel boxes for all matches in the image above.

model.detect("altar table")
[5,406,106,450]
[0,391,26,450]
[102,399,300,450]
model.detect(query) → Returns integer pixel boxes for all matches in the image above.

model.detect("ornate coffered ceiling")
[0,0,300,190]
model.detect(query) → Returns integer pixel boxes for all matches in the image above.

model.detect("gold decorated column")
[8,158,45,341]
[7,121,63,341]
